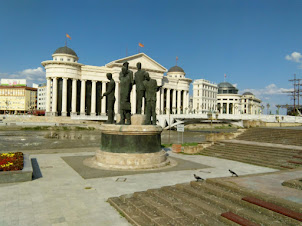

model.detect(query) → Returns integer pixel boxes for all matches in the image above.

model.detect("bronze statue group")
[101,61,161,125]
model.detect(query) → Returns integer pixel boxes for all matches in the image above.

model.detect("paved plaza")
[0,147,286,226]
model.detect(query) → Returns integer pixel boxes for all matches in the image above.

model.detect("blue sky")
[1,0,302,114]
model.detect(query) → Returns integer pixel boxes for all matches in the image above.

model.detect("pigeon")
[229,169,238,177]
[194,174,204,182]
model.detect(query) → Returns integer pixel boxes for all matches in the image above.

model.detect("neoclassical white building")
[216,82,261,115]
[41,46,192,117]
[241,92,262,114]
[192,79,218,113]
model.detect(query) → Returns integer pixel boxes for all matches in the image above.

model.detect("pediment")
[106,53,167,73]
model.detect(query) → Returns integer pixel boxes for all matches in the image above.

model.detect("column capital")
[92,80,97,83]
[52,77,58,80]
[62,77,68,81]
[81,79,87,82]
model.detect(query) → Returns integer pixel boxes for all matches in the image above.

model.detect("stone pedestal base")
[86,149,170,170]
[84,124,173,170]
[131,114,146,125]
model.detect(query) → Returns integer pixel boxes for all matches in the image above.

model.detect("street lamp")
[266,103,270,115]
[261,105,264,114]
[276,105,281,115]
[207,110,213,134]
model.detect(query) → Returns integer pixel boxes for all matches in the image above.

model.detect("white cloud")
[285,52,302,63]
[0,67,46,86]
[242,83,293,97]
[241,83,293,114]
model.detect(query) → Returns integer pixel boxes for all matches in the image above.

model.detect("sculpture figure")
[143,73,161,125]
[101,73,115,124]
[118,64,133,125]
[134,62,147,114]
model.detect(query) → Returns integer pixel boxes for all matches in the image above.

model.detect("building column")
[61,78,68,116]
[156,89,160,114]
[91,80,96,116]
[160,88,164,115]
[80,79,86,116]
[187,91,190,112]
[166,88,170,115]
[51,77,58,116]
[101,81,106,115]
[227,102,229,114]
[177,90,181,114]
[46,78,51,116]
[183,90,187,114]
[71,78,77,116]
[172,89,176,114]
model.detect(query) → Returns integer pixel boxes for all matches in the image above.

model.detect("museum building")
[41,46,192,117]
[216,82,261,115]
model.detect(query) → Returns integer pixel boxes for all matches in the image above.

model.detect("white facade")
[192,79,218,113]
[37,83,48,110]
[41,47,192,117]
[216,83,262,115]
[217,94,242,114]
[241,93,262,115]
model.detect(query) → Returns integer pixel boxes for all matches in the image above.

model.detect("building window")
[60,58,63,61]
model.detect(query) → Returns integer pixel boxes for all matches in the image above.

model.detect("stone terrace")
[236,127,302,146]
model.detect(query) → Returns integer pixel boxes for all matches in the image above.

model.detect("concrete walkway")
[0,149,278,226]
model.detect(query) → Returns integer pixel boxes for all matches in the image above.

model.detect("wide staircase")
[108,178,302,225]
[198,142,302,170]
[236,128,302,146]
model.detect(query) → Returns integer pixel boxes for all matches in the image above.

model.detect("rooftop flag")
[66,34,72,40]
[138,42,144,47]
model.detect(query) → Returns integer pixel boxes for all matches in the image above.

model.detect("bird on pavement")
[194,174,204,182]
[229,169,238,177]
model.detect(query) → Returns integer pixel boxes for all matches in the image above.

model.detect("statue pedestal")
[85,124,170,170]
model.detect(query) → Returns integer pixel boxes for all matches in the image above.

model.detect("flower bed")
[0,152,24,171]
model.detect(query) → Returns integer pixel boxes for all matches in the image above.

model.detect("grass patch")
[161,144,172,148]
[182,142,198,146]
[21,126,50,130]
[75,126,95,130]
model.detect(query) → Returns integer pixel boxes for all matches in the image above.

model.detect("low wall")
[0,154,33,183]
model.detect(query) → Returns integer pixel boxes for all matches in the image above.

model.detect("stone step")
[221,211,260,226]
[126,196,174,226]
[133,191,197,226]
[197,150,284,170]
[206,179,302,225]
[242,196,302,222]
[147,188,224,225]
[184,182,284,225]
[202,147,291,163]
[207,143,299,157]
[107,197,153,226]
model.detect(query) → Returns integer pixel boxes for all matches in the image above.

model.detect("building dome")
[168,65,184,73]
[53,46,78,57]
[218,82,238,94]
[242,92,254,95]
[218,82,234,88]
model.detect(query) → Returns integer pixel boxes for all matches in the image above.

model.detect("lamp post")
[266,103,270,115]
[207,110,213,134]
[261,105,264,114]
[276,105,281,115]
